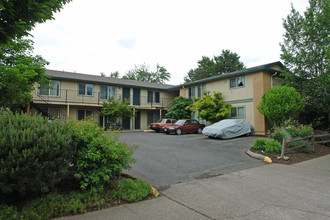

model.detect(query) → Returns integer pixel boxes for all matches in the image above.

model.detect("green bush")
[0,110,75,196]
[252,139,282,153]
[113,178,152,203]
[68,119,136,193]
[270,123,313,143]
[257,86,304,127]
[264,141,282,153]
[252,139,269,150]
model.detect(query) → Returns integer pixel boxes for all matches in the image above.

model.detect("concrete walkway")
[57,155,330,220]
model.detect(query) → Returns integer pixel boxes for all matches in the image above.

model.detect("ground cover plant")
[0,110,152,219]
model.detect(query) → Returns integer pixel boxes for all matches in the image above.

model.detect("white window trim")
[77,109,94,121]
[38,80,61,97]
[100,85,116,100]
[229,76,245,89]
[78,83,94,96]
[230,106,246,118]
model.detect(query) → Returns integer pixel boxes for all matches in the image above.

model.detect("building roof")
[46,69,175,90]
[46,61,283,91]
[172,61,284,88]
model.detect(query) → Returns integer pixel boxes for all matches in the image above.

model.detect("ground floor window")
[230,106,245,118]
[39,108,60,119]
[77,109,93,121]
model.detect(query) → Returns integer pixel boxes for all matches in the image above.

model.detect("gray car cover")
[202,119,254,139]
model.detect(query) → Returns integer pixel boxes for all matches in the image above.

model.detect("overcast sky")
[30,0,309,85]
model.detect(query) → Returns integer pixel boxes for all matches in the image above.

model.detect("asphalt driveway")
[119,132,265,188]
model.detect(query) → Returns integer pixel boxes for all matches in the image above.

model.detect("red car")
[163,119,205,135]
[149,119,177,132]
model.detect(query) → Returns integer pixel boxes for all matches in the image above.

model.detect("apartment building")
[30,61,283,135]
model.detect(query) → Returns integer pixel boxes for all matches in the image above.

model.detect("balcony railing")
[32,89,173,109]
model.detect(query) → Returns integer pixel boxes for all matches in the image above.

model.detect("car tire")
[197,128,202,134]
[176,129,182,135]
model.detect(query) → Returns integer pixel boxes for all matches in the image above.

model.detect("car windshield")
[155,119,165,123]
[174,120,185,126]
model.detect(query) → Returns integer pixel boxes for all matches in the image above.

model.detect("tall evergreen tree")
[184,50,245,82]
[280,0,329,128]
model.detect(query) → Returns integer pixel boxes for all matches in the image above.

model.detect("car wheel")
[176,129,182,135]
[197,128,202,134]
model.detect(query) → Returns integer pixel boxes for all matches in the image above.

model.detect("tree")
[0,0,72,44]
[189,91,231,123]
[166,97,193,119]
[184,50,245,82]
[280,0,329,128]
[0,39,50,110]
[101,98,132,124]
[123,63,171,84]
[257,86,304,127]
[100,71,120,78]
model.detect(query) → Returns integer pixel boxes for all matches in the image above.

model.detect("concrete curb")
[246,149,272,163]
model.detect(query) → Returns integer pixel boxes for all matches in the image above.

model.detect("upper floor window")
[231,106,245,118]
[79,83,93,96]
[100,86,116,99]
[230,76,245,88]
[148,91,160,103]
[189,84,205,99]
[38,80,60,97]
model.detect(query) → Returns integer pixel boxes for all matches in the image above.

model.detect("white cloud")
[30,0,310,85]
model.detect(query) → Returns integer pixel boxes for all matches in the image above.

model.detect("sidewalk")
[57,155,330,220]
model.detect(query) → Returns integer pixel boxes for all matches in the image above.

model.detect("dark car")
[149,119,177,132]
[202,119,254,139]
[163,119,205,135]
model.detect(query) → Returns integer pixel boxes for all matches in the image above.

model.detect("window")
[197,84,206,98]
[189,86,196,99]
[230,76,245,88]
[100,86,116,99]
[78,83,93,96]
[190,120,199,125]
[77,109,93,121]
[147,91,160,103]
[231,106,245,118]
[39,108,60,119]
[38,81,60,97]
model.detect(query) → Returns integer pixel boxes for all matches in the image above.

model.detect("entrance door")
[122,117,130,130]
[122,87,130,102]
[135,111,141,129]
[133,89,140,106]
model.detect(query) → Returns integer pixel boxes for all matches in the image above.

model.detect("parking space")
[119,132,265,188]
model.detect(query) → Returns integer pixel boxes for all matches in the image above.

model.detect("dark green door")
[133,89,140,106]
[122,117,130,130]
[122,87,130,102]
[135,111,141,129]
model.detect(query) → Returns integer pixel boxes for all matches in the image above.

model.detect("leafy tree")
[257,86,304,127]
[0,0,72,44]
[166,97,193,119]
[101,98,132,123]
[0,39,49,110]
[109,71,120,78]
[189,91,231,123]
[123,63,171,84]
[184,50,245,82]
[280,0,329,128]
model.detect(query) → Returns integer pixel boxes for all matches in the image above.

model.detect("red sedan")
[163,119,205,135]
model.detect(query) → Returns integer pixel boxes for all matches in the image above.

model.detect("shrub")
[68,119,136,193]
[113,178,152,203]
[0,110,75,196]
[270,123,313,143]
[264,141,282,153]
[252,139,268,150]
[252,139,282,153]
[257,86,304,127]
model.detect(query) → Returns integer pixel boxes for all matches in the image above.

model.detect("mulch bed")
[250,130,330,165]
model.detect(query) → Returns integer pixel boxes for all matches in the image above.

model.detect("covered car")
[202,119,254,139]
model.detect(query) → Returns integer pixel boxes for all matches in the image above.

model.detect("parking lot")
[119,132,265,189]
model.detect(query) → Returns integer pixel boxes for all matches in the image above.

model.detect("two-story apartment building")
[30,70,179,130]
[30,61,283,135]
